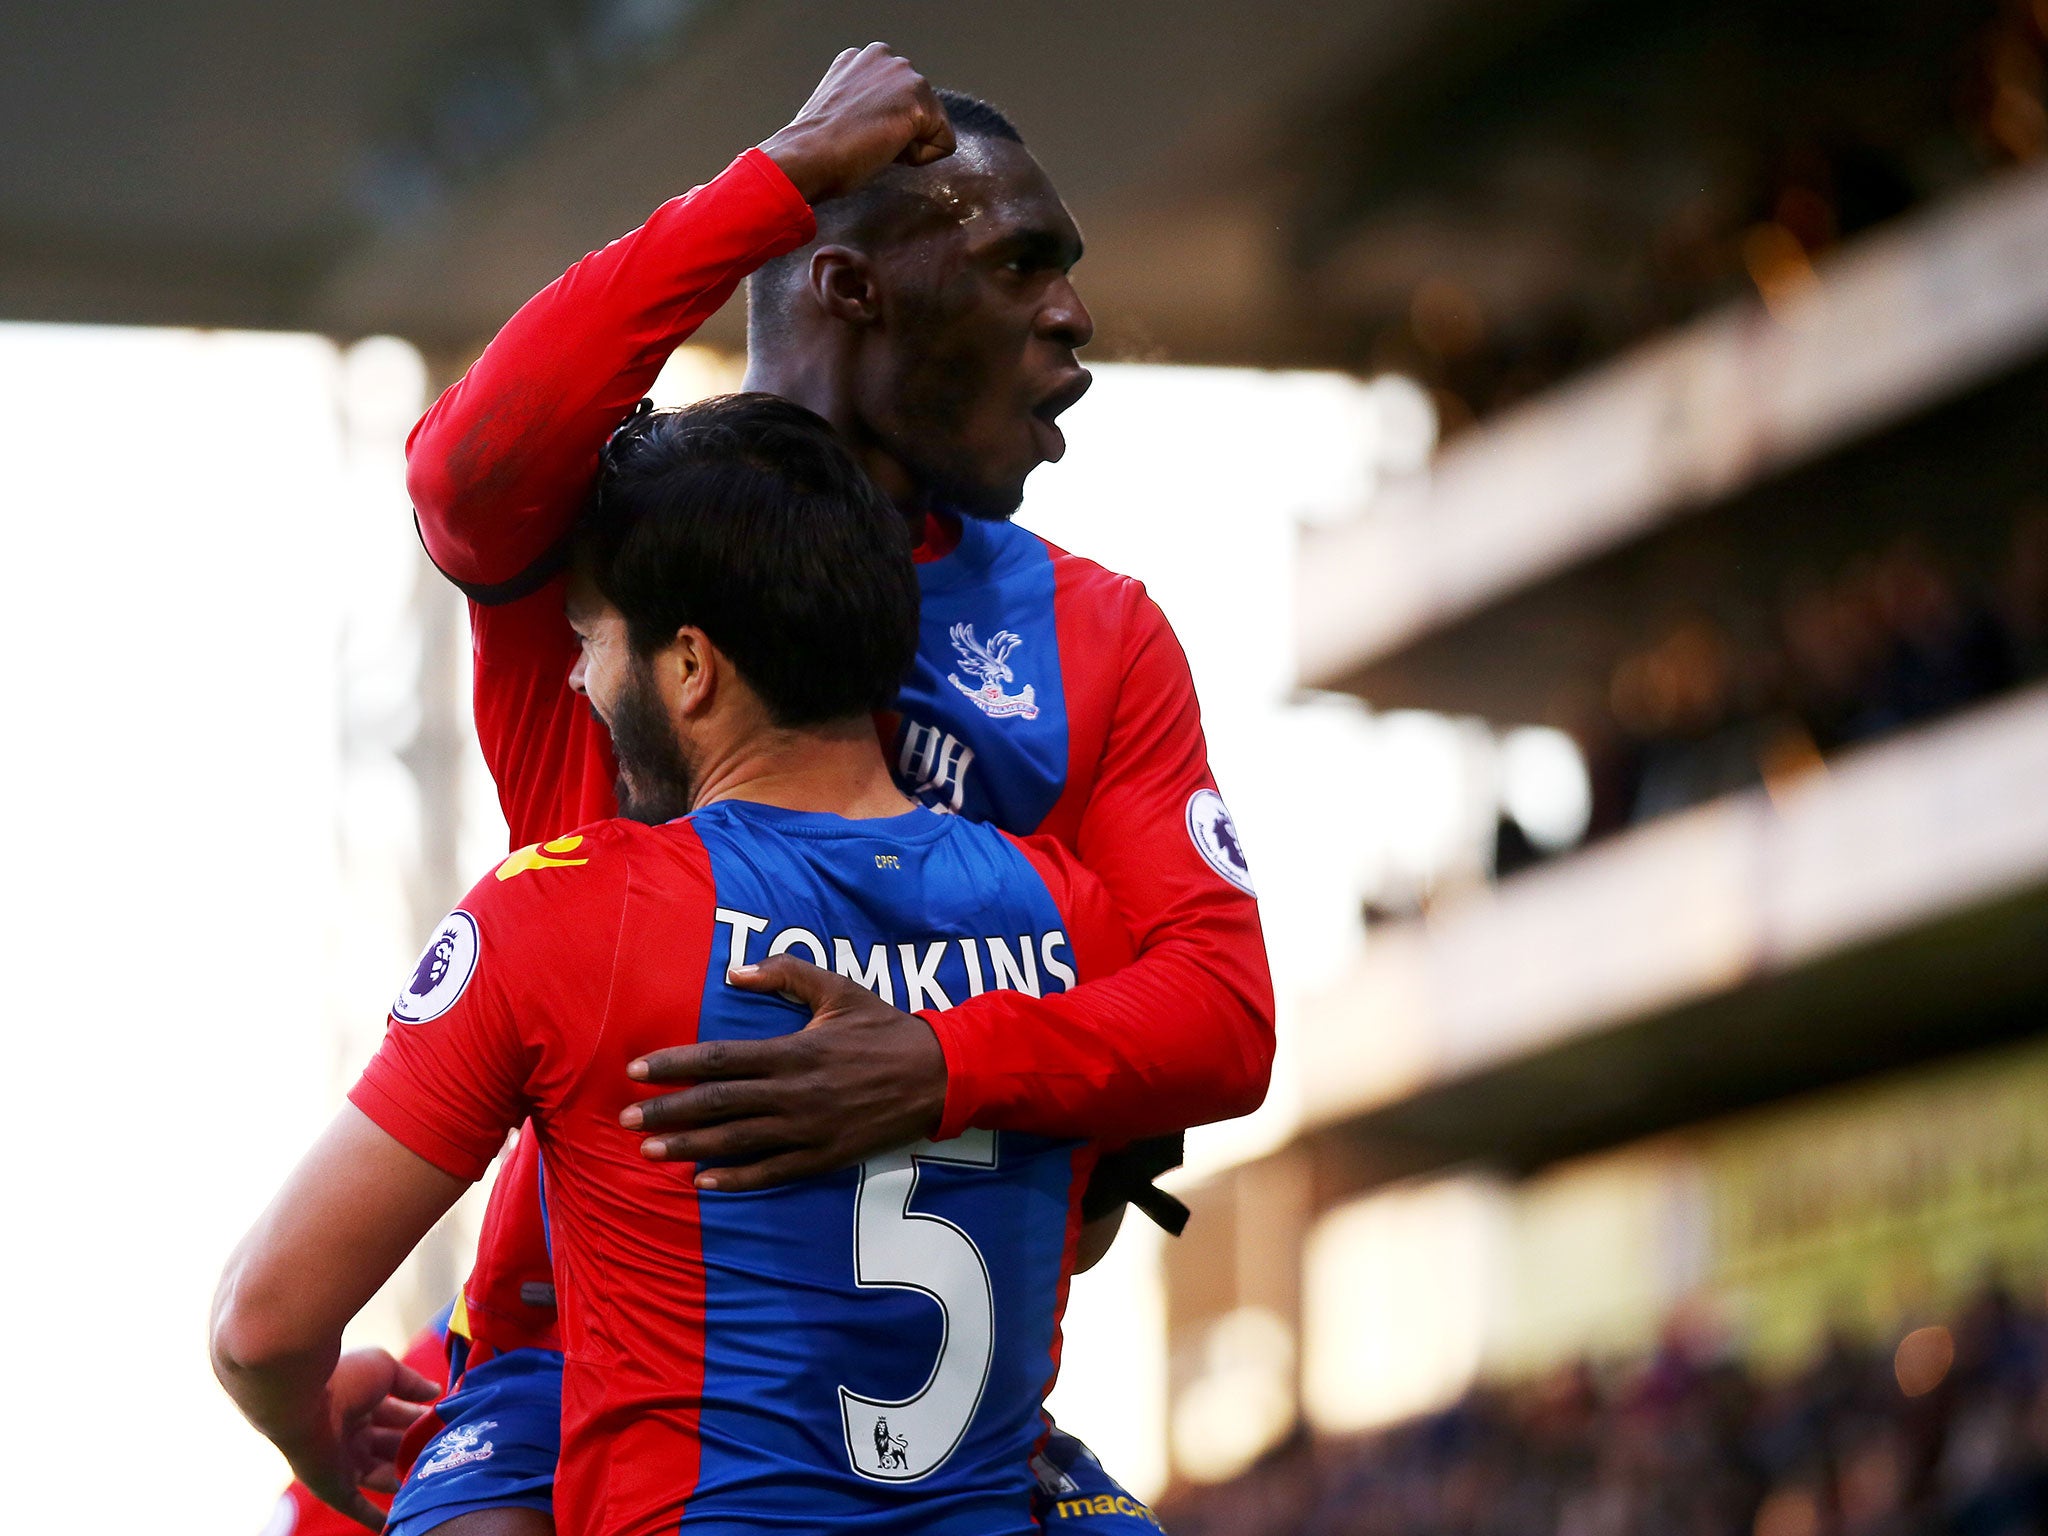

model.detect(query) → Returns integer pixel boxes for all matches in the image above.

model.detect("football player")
[216,395,1142,1535]
[282,42,1267,1536]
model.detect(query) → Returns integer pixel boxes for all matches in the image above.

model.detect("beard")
[606,659,695,825]
[912,453,1024,521]
[871,310,1027,521]
[881,410,1026,521]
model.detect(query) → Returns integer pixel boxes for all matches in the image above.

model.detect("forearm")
[210,1298,343,1461]
[407,149,814,590]
[925,927,1273,1141]
[212,1106,469,1460]
[214,1311,440,1529]
[928,574,1277,1141]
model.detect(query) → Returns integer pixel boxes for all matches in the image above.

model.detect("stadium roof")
[0,0,1530,358]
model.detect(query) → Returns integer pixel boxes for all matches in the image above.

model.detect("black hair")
[933,89,1022,147]
[748,89,1025,349]
[574,393,919,727]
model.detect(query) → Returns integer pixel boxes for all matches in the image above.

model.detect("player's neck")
[687,719,913,821]
[745,350,930,532]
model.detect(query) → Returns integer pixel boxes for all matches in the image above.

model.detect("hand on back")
[759,42,955,204]
[621,955,948,1190]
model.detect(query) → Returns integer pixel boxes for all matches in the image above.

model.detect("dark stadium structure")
[1158,0,2048,1526]
[0,0,1541,358]
[6,0,2031,370]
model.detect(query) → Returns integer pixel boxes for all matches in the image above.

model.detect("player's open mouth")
[1029,369,1092,464]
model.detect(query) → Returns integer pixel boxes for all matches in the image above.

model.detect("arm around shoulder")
[922,586,1275,1142]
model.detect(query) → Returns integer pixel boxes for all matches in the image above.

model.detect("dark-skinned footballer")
[249,43,1270,1536]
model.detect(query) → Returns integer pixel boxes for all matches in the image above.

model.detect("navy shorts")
[386,1348,1162,1533]
[384,1347,563,1536]
[1032,1426,1169,1531]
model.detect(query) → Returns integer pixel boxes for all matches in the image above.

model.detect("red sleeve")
[1006,833,1136,984]
[923,579,1276,1141]
[469,578,621,847]
[406,148,815,591]
[349,829,635,1179]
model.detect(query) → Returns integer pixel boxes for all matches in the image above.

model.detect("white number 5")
[839,1129,999,1481]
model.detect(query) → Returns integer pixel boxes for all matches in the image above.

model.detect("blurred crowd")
[1161,1282,2048,1536]
[1381,0,2048,432]
[1493,506,2048,875]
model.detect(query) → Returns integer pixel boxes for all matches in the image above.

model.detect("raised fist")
[759,43,956,204]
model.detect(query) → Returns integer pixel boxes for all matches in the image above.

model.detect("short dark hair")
[748,89,1025,348]
[574,393,919,727]
[933,89,1022,147]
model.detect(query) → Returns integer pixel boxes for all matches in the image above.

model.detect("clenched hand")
[757,42,956,204]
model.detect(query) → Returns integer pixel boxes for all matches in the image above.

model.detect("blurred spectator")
[1512,512,2045,868]
[1777,563,1890,755]
[1999,506,2048,679]
[1607,615,1770,823]
[1844,538,2015,743]
[1397,510,2048,920]
[1403,0,2048,433]
[1160,1280,2048,1536]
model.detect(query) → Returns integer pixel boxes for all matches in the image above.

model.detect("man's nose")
[567,652,589,696]
[1038,276,1094,350]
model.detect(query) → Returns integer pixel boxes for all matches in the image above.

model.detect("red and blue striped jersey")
[400,147,1274,1367]
[353,806,1132,1535]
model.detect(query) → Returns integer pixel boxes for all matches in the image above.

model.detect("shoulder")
[1033,530,1138,600]
[489,816,634,887]
[993,827,1108,917]
[447,819,713,1001]
[1027,530,1178,650]
[470,817,709,930]
[996,825,1080,886]
[926,819,1125,958]
[904,813,1053,913]
[998,830,1136,968]
[961,517,1129,597]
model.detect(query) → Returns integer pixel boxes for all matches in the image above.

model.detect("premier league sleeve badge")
[392,910,481,1023]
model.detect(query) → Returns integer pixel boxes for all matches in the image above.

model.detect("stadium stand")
[1162,1280,2048,1536]
[1159,0,2048,1511]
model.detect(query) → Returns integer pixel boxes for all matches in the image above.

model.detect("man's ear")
[808,246,881,327]
[670,628,718,718]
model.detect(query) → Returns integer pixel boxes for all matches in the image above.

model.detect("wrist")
[267,1385,339,1458]
[918,1020,948,1137]
[263,1409,344,1492]
[911,1010,958,1139]
[756,124,833,204]
[219,1348,335,1452]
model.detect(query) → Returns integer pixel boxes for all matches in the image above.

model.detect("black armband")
[414,512,577,607]
[1081,1133,1190,1237]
